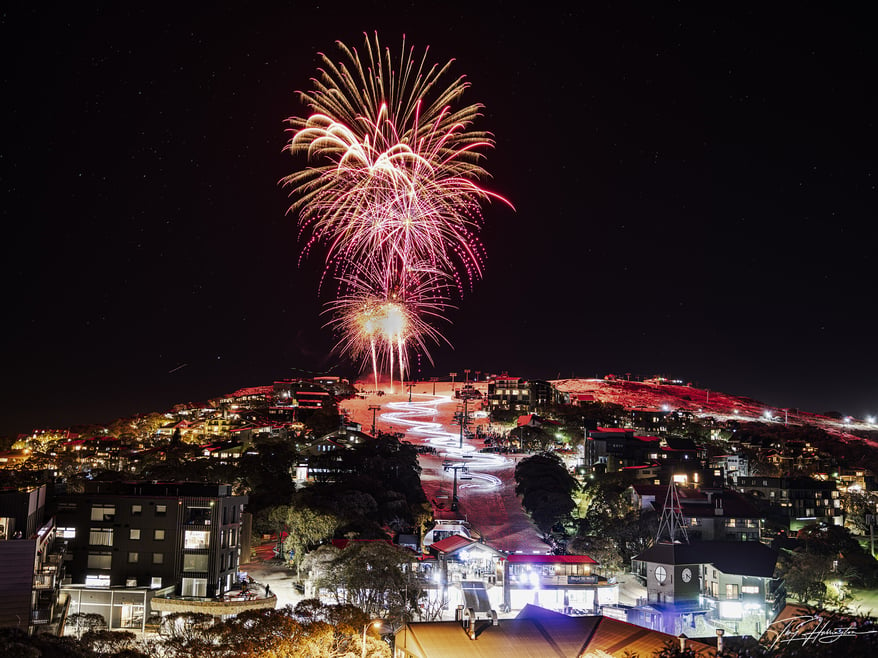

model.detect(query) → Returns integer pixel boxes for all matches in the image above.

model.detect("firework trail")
[283,32,511,390]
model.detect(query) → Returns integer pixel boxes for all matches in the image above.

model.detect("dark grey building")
[0,484,65,633]
[57,481,247,598]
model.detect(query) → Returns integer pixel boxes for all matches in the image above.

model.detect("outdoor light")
[362,620,382,658]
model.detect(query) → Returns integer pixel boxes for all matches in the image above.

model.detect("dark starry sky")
[1,3,876,435]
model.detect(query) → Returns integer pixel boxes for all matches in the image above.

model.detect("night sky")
[2,3,876,436]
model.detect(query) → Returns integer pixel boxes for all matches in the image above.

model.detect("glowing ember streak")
[283,32,512,388]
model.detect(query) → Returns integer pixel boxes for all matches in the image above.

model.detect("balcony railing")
[31,607,53,625]
[33,573,55,589]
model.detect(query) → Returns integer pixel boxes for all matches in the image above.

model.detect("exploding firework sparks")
[283,32,511,391]
[325,258,454,392]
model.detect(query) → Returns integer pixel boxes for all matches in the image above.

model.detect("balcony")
[151,592,276,616]
[33,572,56,589]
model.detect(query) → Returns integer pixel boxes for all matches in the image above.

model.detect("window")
[57,527,76,539]
[184,530,210,549]
[726,584,739,599]
[87,553,112,569]
[85,574,111,587]
[155,504,167,515]
[150,577,162,589]
[89,528,114,546]
[185,506,211,525]
[129,529,141,540]
[153,552,164,564]
[128,551,139,563]
[183,554,209,572]
[181,577,207,597]
[131,504,142,515]
[91,505,116,522]
[742,585,759,594]
[154,529,165,541]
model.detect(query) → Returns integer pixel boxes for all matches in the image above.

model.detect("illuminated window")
[89,528,114,546]
[128,552,139,563]
[91,505,116,522]
[129,529,141,540]
[725,584,739,598]
[742,585,759,594]
[155,504,167,515]
[154,529,165,541]
[131,504,142,515]
[184,530,210,549]
[85,574,111,587]
[153,552,164,564]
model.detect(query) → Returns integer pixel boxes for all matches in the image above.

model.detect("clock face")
[655,566,667,584]
[682,568,692,583]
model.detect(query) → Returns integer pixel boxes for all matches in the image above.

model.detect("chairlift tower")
[368,405,381,437]
[443,461,470,511]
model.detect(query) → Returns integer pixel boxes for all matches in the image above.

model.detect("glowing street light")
[362,620,383,658]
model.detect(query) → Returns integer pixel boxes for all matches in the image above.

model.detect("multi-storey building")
[710,454,751,484]
[629,484,763,542]
[57,481,247,598]
[737,476,841,529]
[0,484,66,633]
[630,541,784,637]
[486,376,554,412]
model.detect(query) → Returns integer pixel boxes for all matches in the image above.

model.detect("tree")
[283,504,341,575]
[155,612,217,658]
[779,550,831,605]
[67,612,107,639]
[318,541,421,620]
[567,535,623,573]
[842,490,878,535]
[79,630,140,656]
[514,452,578,536]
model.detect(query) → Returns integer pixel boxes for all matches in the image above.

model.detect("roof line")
[530,618,572,658]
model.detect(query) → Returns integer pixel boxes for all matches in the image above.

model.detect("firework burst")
[283,32,511,391]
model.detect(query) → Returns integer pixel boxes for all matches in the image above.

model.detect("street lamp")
[362,620,382,658]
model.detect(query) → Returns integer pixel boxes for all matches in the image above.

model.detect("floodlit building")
[630,540,784,638]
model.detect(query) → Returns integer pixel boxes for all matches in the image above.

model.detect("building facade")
[57,481,247,598]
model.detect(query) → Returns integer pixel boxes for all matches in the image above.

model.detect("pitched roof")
[429,535,477,554]
[507,554,597,565]
[393,607,716,657]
